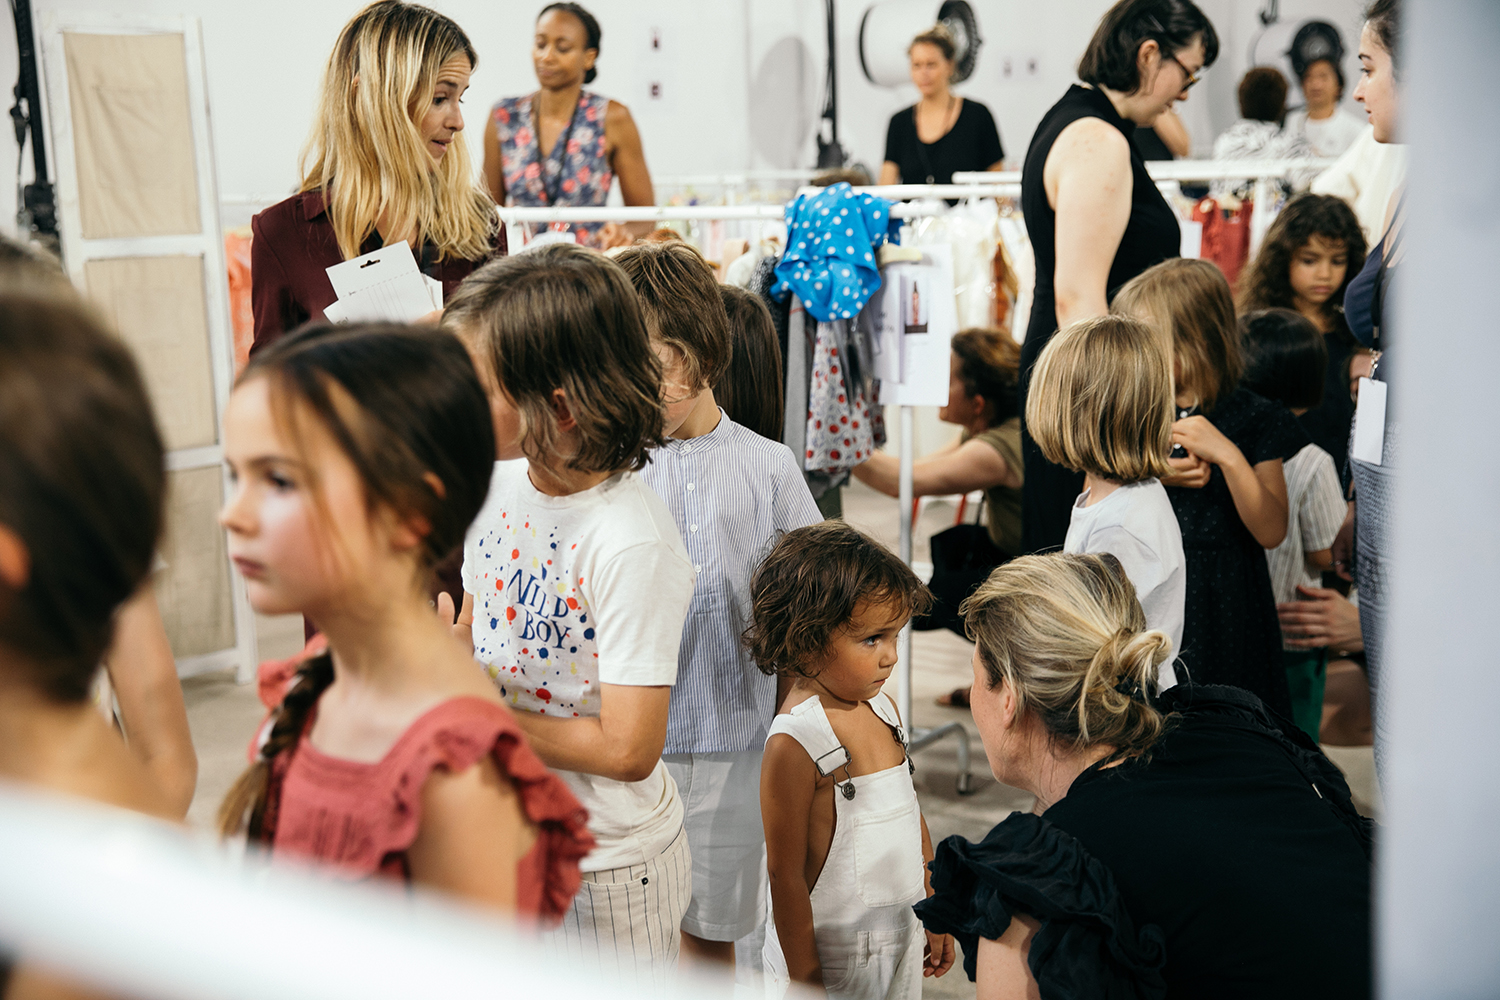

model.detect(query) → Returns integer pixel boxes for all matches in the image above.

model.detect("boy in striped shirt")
[616,241,821,967]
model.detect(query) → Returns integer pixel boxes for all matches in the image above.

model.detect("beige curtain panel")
[63,31,201,239]
[84,255,218,451]
[155,467,236,659]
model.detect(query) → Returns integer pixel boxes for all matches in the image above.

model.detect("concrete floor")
[178,479,1377,998]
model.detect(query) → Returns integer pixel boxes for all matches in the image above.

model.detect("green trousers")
[1283,648,1328,743]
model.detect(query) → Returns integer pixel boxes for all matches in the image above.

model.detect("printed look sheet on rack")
[873,242,957,406]
[322,241,442,323]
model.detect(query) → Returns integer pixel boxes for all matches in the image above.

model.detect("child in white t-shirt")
[443,245,696,988]
[1027,315,1186,690]
[1241,309,1349,740]
[615,241,821,966]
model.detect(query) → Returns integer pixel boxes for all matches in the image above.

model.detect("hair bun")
[1092,628,1169,699]
[1116,629,1171,697]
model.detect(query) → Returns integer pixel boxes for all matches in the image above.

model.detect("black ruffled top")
[918,811,1168,997]
[916,685,1373,999]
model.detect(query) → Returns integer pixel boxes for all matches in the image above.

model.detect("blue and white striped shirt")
[640,411,822,754]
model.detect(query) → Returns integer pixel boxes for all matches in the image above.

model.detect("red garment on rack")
[1192,198,1253,289]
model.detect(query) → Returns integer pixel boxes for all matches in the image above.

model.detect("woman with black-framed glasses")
[1017,0,1218,555]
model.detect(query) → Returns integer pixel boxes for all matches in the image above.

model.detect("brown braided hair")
[216,322,495,840]
[218,652,335,840]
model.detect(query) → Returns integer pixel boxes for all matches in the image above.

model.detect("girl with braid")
[216,323,591,919]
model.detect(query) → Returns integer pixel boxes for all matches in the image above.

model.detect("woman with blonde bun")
[251,1,503,353]
[915,552,1373,998]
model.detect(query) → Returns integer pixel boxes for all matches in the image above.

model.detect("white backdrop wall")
[0,0,1370,236]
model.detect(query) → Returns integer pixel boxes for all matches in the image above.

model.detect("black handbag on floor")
[915,498,1009,635]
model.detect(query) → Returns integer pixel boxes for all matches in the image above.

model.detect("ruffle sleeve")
[914,812,1167,999]
[378,698,594,923]
[275,696,594,923]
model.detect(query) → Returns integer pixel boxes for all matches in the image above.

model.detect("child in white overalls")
[744,522,955,999]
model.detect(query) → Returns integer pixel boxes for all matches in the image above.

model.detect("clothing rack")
[497,188,983,795]
[953,158,1336,250]
[495,184,1019,225]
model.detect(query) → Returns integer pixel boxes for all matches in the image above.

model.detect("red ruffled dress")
[252,640,594,922]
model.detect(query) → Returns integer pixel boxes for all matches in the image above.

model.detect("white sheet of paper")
[880,243,957,407]
[1350,377,1387,466]
[320,298,349,324]
[324,241,436,323]
[425,275,444,311]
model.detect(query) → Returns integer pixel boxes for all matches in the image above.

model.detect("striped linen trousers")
[548,826,693,990]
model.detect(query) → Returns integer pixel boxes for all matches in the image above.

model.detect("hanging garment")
[1209,119,1316,201]
[805,319,876,477]
[763,694,926,1000]
[492,91,613,248]
[772,183,899,322]
[750,253,791,373]
[1192,198,1254,288]
[902,201,1003,330]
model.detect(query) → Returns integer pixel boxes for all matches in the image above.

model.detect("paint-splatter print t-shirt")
[461,460,695,871]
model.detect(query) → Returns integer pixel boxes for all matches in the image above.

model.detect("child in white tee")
[1027,315,1186,689]
[443,246,695,987]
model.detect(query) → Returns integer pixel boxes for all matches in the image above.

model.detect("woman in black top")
[1018,0,1217,553]
[878,25,1003,187]
[915,553,1373,999]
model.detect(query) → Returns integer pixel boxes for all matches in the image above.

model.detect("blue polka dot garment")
[771,183,899,322]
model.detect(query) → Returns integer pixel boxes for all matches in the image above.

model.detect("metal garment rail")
[497,190,978,794]
[955,158,1337,252]
[495,184,1018,224]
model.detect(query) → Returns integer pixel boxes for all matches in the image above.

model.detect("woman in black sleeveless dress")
[1018,0,1219,553]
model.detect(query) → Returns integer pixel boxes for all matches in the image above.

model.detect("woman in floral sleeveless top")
[483,3,654,250]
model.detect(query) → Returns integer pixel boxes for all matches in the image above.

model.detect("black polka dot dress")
[1167,388,1308,718]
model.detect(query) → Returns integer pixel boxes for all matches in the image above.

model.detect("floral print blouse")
[492,90,613,248]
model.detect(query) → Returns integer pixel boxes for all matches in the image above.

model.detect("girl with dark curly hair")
[1237,193,1367,470]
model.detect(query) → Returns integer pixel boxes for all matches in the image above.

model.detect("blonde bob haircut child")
[442,243,666,474]
[1111,258,1244,414]
[301,1,495,263]
[1026,315,1173,483]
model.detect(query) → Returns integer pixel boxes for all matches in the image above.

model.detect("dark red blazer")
[249,189,507,355]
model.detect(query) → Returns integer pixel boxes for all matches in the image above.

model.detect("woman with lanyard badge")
[484,3,654,250]
[250,1,503,354]
[1333,0,1405,780]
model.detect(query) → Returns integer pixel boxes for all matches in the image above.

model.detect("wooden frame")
[38,13,257,683]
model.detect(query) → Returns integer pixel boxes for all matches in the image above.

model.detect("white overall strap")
[869,691,908,749]
[766,695,851,778]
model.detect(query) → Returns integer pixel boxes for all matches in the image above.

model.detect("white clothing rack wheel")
[497,186,992,796]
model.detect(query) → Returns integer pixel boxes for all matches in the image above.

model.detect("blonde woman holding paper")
[251,1,504,355]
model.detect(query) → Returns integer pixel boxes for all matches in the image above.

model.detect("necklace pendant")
[840,781,856,800]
